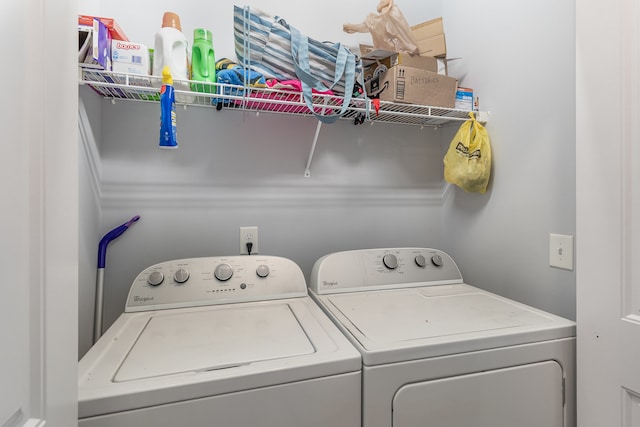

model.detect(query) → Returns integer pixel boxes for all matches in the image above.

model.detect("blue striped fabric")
[233,5,360,96]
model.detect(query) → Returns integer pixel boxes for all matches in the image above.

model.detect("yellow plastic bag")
[343,0,419,54]
[443,112,492,193]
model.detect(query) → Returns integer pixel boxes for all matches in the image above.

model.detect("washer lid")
[323,285,575,364]
[115,303,314,382]
[79,298,362,419]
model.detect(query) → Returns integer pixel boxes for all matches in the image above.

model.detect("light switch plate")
[549,233,574,270]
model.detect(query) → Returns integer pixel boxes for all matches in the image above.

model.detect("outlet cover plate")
[240,226,259,255]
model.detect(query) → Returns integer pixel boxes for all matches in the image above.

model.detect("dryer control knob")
[214,263,234,281]
[256,264,270,278]
[431,254,443,267]
[382,254,398,270]
[415,255,427,268]
[147,271,164,287]
[174,268,190,284]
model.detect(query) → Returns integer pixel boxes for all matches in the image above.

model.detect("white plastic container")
[153,12,191,102]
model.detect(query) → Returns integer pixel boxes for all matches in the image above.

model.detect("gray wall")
[90,0,443,59]
[78,0,576,356]
[440,0,576,318]
[78,90,103,356]
[94,100,448,339]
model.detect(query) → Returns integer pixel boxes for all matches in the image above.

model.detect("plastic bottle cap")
[193,28,213,42]
[162,12,182,31]
[162,66,173,85]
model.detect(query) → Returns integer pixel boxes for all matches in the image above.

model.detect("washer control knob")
[382,254,398,270]
[174,268,190,284]
[415,255,427,268]
[147,271,164,287]
[214,263,233,281]
[431,254,443,267]
[256,264,270,278]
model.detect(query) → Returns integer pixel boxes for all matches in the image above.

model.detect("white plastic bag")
[343,0,418,54]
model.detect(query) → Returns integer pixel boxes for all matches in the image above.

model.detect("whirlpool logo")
[322,281,339,287]
[133,295,154,303]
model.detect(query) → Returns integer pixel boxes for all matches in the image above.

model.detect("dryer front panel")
[392,361,564,427]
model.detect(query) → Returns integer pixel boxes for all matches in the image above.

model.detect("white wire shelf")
[79,68,488,128]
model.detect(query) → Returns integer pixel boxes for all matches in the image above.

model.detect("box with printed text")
[455,87,474,111]
[366,65,457,108]
[111,40,149,75]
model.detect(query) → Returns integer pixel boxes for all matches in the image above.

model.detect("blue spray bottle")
[159,65,178,148]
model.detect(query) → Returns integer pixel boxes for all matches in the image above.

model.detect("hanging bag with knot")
[443,112,492,193]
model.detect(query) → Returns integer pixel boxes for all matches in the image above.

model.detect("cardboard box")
[455,87,474,111]
[411,18,447,58]
[366,65,457,108]
[411,17,444,40]
[111,40,149,75]
[361,45,437,69]
[78,15,129,41]
[360,44,439,81]
[78,18,111,70]
[415,34,446,58]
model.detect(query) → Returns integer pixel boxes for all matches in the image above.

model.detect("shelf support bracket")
[304,120,323,177]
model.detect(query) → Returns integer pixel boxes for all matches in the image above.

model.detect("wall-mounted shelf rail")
[79,68,489,175]
[80,68,488,126]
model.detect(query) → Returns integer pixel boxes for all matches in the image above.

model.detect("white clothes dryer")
[309,248,576,427]
[78,255,361,427]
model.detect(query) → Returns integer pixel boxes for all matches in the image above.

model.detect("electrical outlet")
[240,226,259,255]
[549,233,574,270]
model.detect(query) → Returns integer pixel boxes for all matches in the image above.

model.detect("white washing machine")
[309,248,576,427]
[78,255,361,427]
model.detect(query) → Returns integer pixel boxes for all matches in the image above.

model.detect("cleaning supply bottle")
[159,66,178,149]
[153,12,190,102]
[190,28,216,93]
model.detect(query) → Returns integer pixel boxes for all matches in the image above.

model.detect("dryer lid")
[114,303,314,382]
[327,288,552,344]
[324,285,574,364]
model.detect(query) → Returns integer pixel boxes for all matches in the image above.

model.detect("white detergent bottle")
[153,12,192,102]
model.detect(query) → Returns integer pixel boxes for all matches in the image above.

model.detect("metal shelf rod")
[304,121,323,177]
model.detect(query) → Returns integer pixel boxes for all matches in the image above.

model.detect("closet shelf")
[79,68,489,128]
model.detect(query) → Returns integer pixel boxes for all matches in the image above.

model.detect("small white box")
[111,41,149,75]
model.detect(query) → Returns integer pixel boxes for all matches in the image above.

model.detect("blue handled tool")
[94,215,140,343]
